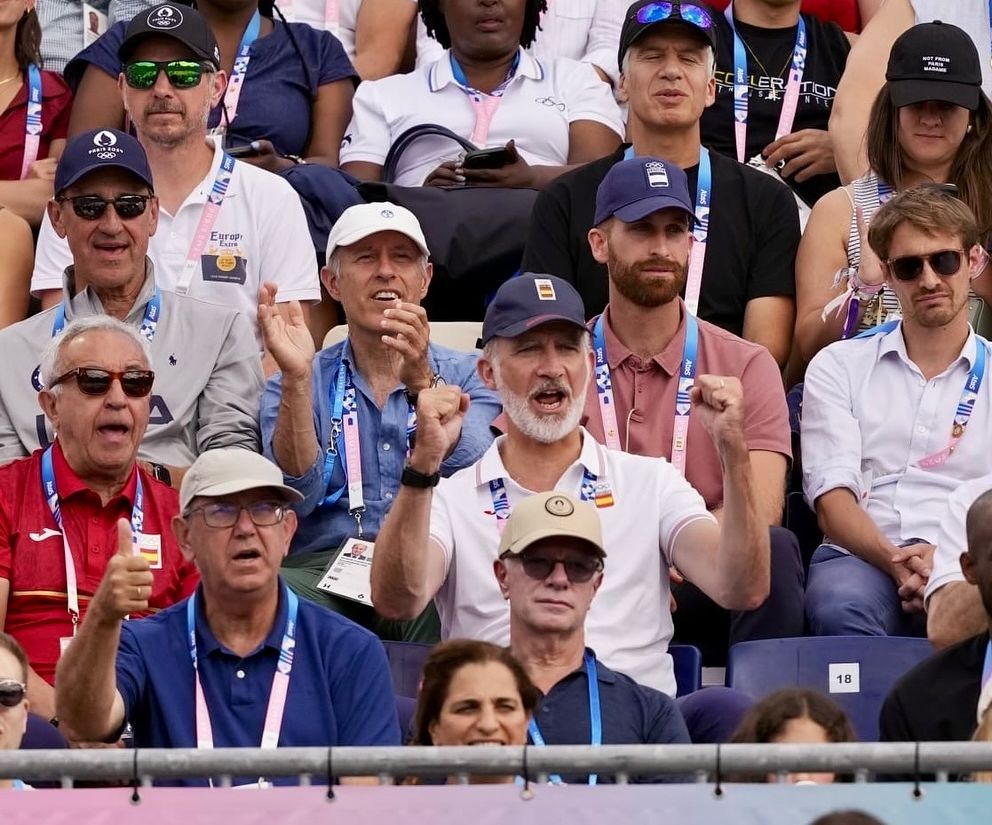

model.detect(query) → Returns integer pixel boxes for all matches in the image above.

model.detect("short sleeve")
[31,213,72,296]
[64,21,127,90]
[313,27,359,86]
[740,348,792,459]
[44,73,73,143]
[645,690,691,745]
[559,59,624,137]
[339,80,392,166]
[428,483,457,578]
[0,492,12,581]
[330,632,401,745]
[655,466,715,566]
[521,183,579,281]
[745,174,799,299]
[115,623,149,722]
[254,172,320,302]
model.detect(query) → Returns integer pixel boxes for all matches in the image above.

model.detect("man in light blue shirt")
[260,202,499,641]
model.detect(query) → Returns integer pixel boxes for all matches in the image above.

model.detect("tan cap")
[498,492,606,558]
[179,448,304,513]
[325,201,429,262]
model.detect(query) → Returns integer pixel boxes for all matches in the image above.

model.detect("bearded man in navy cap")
[372,267,769,704]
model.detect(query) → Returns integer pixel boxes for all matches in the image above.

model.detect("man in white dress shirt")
[802,185,992,636]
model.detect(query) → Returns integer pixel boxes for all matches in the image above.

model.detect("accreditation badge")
[82,2,108,46]
[316,538,375,605]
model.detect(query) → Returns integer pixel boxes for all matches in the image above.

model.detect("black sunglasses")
[123,59,210,90]
[887,249,966,282]
[57,194,152,221]
[0,679,26,708]
[49,368,155,398]
[511,554,604,584]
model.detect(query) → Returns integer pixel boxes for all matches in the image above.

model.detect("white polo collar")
[475,427,608,487]
[428,47,545,93]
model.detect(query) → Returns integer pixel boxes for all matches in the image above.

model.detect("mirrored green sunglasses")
[123,60,208,90]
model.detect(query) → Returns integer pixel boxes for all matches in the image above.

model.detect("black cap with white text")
[886,21,982,111]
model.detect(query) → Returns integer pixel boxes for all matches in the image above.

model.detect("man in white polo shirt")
[371,273,769,694]
[30,5,320,369]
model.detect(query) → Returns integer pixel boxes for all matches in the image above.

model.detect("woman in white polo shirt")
[340,0,624,189]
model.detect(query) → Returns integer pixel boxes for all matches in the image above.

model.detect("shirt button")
[382,443,391,451]
[916,425,926,434]
[385,492,394,500]
[236,670,246,680]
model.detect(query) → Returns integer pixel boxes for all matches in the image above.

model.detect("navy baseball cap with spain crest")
[594,155,694,226]
[480,273,588,345]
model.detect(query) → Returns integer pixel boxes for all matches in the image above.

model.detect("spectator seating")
[323,321,482,352]
[382,640,432,699]
[726,636,935,741]
[21,713,68,749]
[670,644,703,698]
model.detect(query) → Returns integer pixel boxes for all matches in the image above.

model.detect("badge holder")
[316,537,375,605]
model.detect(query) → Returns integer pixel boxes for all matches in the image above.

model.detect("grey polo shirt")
[0,262,263,467]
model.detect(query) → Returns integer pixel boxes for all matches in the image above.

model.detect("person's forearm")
[55,606,124,742]
[271,371,320,477]
[370,455,438,619]
[713,438,769,610]
[796,297,868,362]
[26,667,56,721]
[927,582,987,650]
[0,179,54,227]
[815,488,898,574]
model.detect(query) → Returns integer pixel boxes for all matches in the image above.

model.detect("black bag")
[359,124,537,321]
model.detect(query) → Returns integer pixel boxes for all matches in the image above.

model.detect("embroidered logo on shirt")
[535,278,557,301]
[28,528,62,542]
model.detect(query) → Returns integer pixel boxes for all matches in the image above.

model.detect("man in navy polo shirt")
[495,490,691,778]
[55,448,400,780]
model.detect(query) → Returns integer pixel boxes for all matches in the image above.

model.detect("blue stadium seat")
[670,644,703,697]
[21,713,68,749]
[726,636,934,741]
[382,640,433,698]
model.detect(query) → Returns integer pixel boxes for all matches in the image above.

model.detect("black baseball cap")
[480,274,587,345]
[886,21,982,111]
[118,3,221,68]
[619,0,717,70]
[54,129,155,195]
[594,156,694,226]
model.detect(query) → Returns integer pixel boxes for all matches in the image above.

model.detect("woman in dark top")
[64,0,357,172]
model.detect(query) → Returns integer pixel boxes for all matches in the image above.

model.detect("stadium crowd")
[3,0,992,792]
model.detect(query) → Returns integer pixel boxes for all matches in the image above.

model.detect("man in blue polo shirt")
[259,202,500,640]
[54,448,400,781]
[494,490,691,783]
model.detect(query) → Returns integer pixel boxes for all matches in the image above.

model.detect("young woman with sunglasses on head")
[0,632,30,789]
[794,21,992,368]
[65,0,357,173]
[0,0,72,228]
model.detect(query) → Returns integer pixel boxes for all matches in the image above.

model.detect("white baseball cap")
[179,448,304,513]
[324,201,430,262]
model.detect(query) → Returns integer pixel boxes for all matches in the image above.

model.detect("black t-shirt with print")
[521,145,799,337]
[701,11,851,206]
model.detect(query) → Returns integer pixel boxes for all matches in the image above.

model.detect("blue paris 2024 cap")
[481,273,588,345]
[593,156,694,226]
[54,129,155,196]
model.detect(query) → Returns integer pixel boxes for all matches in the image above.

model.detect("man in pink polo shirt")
[583,155,800,662]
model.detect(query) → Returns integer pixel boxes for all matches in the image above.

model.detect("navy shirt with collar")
[116,579,400,782]
[530,649,690,784]
[261,338,500,556]
[65,18,358,158]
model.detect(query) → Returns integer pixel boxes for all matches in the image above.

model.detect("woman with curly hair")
[340,0,623,188]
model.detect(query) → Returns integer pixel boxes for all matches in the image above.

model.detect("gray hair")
[39,315,152,395]
[324,249,429,279]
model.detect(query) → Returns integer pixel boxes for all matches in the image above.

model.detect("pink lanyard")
[20,65,42,180]
[449,51,521,146]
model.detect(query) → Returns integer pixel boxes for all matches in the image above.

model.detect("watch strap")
[401,464,441,488]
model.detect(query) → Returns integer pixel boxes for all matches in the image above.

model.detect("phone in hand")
[463,146,514,170]
[226,143,260,158]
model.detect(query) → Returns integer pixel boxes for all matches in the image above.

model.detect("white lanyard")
[176,152,237,296]
[187,585,299,750]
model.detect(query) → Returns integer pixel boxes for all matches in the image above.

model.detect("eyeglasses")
[633,2,714,29]
[511,554,604,584]
[49,368,155,398]
[185,501,288,529]
[886,249,966,281]
[56,194,153,221]
[0,679,26,708]
[123,59,209,90]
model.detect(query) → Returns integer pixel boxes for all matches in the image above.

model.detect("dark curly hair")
[730,688,857,746]
[419,0,548,50]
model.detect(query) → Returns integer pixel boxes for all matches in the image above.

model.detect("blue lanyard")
[42,445,145,539]
[19,64,42,180]
[186,584,299,749]
[51,287,162,343]
[320,358,417,510]
[449,50,521,97]
[725,4,807,163]
[528,651,602,785]
[983,640,992,700]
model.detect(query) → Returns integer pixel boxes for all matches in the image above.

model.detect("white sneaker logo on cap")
[645,161,669,188]
[535,278,557,301]
[148,5,183,28]
[92,130,123,160]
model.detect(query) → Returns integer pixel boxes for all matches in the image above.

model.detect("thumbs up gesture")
[88,519,155,624]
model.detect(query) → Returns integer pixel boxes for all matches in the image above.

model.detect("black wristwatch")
[401,464,441,488]
[149,462,172,486]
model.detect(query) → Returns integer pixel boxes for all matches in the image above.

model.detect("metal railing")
[3,743,992,785]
